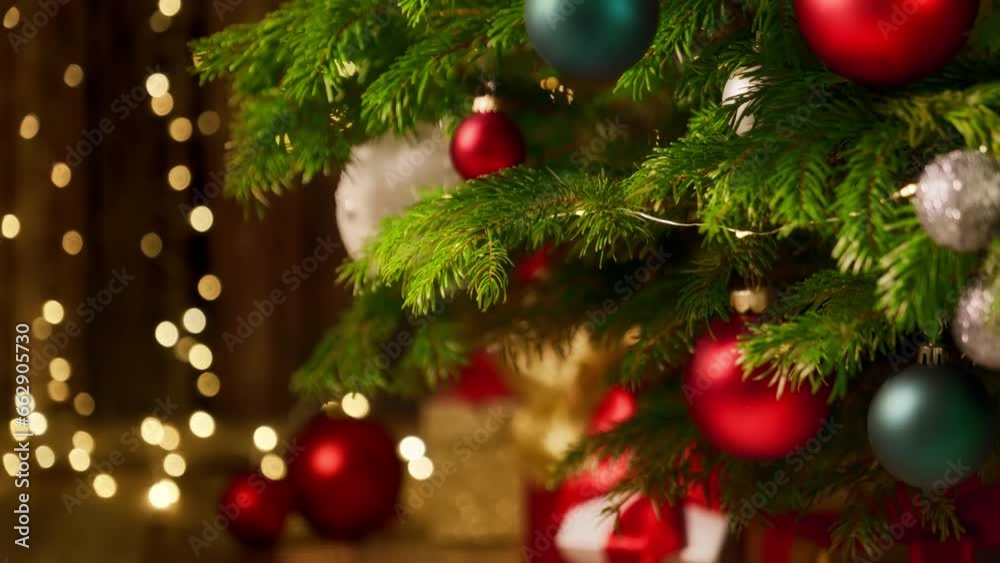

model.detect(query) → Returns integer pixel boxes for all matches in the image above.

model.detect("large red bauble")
[795,0,978,86]
[290,416,402,539]
[219,471,292,548]
[450,111,525,179]
[685,316,830,460]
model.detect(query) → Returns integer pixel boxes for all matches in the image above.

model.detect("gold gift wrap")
[418,397,523,544]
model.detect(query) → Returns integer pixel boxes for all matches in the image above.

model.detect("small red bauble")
[450,106,525,180]
[515,243,554,283]
[219,471,292,548]
[290,416,402,539]
[439,350,511,404]
[795,0,978,86]
[684,316,830,460]
[589,386,637,434]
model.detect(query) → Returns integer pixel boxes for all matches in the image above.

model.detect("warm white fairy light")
[140,233,164,258]
[198,275,222,301]
[158,0,181,16]
[74,393,95,416]
[72,430,95,453]
[63,64,84,87]
[189,206,214,232]
[19,114,39,139]
[151,94,174,116]
[407,457,434,480]
[50,357,71,381]
[146,73,170,97]
[94,474,117,498]
[27,412,47,436]
[261,453,287,480]
[160,424,182,451]
[68,448,91,472]
[182,308,206,334]
[398,436,426,461]
[47,381,69,402]
[1,214,21,239]
[148,479,180,509]
[189,411,215,438]
[42,300,64,324]
[163,453,186,477]
[341,393,370,419]
[196,372,220,397]
[51,162,72,188]
[155,321,180,347]
[168,165,191,191]
[169,117,193,142]
[253,426,278,452]
[140,417,165,446]
[188,344,213,370]
[36,446,55,469]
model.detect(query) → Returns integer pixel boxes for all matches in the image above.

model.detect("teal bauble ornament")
[525,0,660,80]
[868,363,994,488]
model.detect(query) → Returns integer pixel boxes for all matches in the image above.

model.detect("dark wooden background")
[0,2,367,560]
[0,0,351,419]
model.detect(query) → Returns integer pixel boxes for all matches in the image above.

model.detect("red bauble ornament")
[795,0,978,86]
[439,350,511,404]
[290,416,402,539]
[515,243,554,283]
[219,471,292,548]
[589,386,637,434]
[685,316,830,460]
[450,96,525,179]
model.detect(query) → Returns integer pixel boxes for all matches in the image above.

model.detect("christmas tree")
[192,0,1000,558]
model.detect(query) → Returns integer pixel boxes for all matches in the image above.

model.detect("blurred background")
[0,1,380,560]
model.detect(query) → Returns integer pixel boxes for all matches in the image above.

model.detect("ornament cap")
[472,94,501,114]
[918,344,950,366]
[729,287,774,314]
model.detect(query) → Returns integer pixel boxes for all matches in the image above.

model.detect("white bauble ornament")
[335,123,461,259]
[914,150,1000,252]
[721,66,761,136]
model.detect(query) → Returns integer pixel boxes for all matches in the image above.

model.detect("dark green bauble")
[868,365,994,488]
[525,0,660,81]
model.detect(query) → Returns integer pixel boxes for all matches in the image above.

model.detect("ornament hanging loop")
[729,287,775,314]
[917,344,949,366]
[472,94,500,114]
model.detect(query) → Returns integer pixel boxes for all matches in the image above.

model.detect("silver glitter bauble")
[721,66,761,136]
[914,150,1000,252]
[954,277,1000,369]
[335,123,461,259]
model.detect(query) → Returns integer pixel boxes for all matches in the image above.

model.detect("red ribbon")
[605,497,686,563]
[529,390,724,563]
[540,459,721,563]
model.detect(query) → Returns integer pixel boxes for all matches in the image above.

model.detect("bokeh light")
[94,474,117,498]
[398,436,426,461]
[42,300,64,324]
[197,275,222,301]
[155,321,179,347]
[408,457,434,480]
[341,393,370,419]
[189,411,215,438]
[253,426,278,452]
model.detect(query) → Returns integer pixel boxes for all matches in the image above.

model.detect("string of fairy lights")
[3,0,226,511]
[2,0,436,520]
